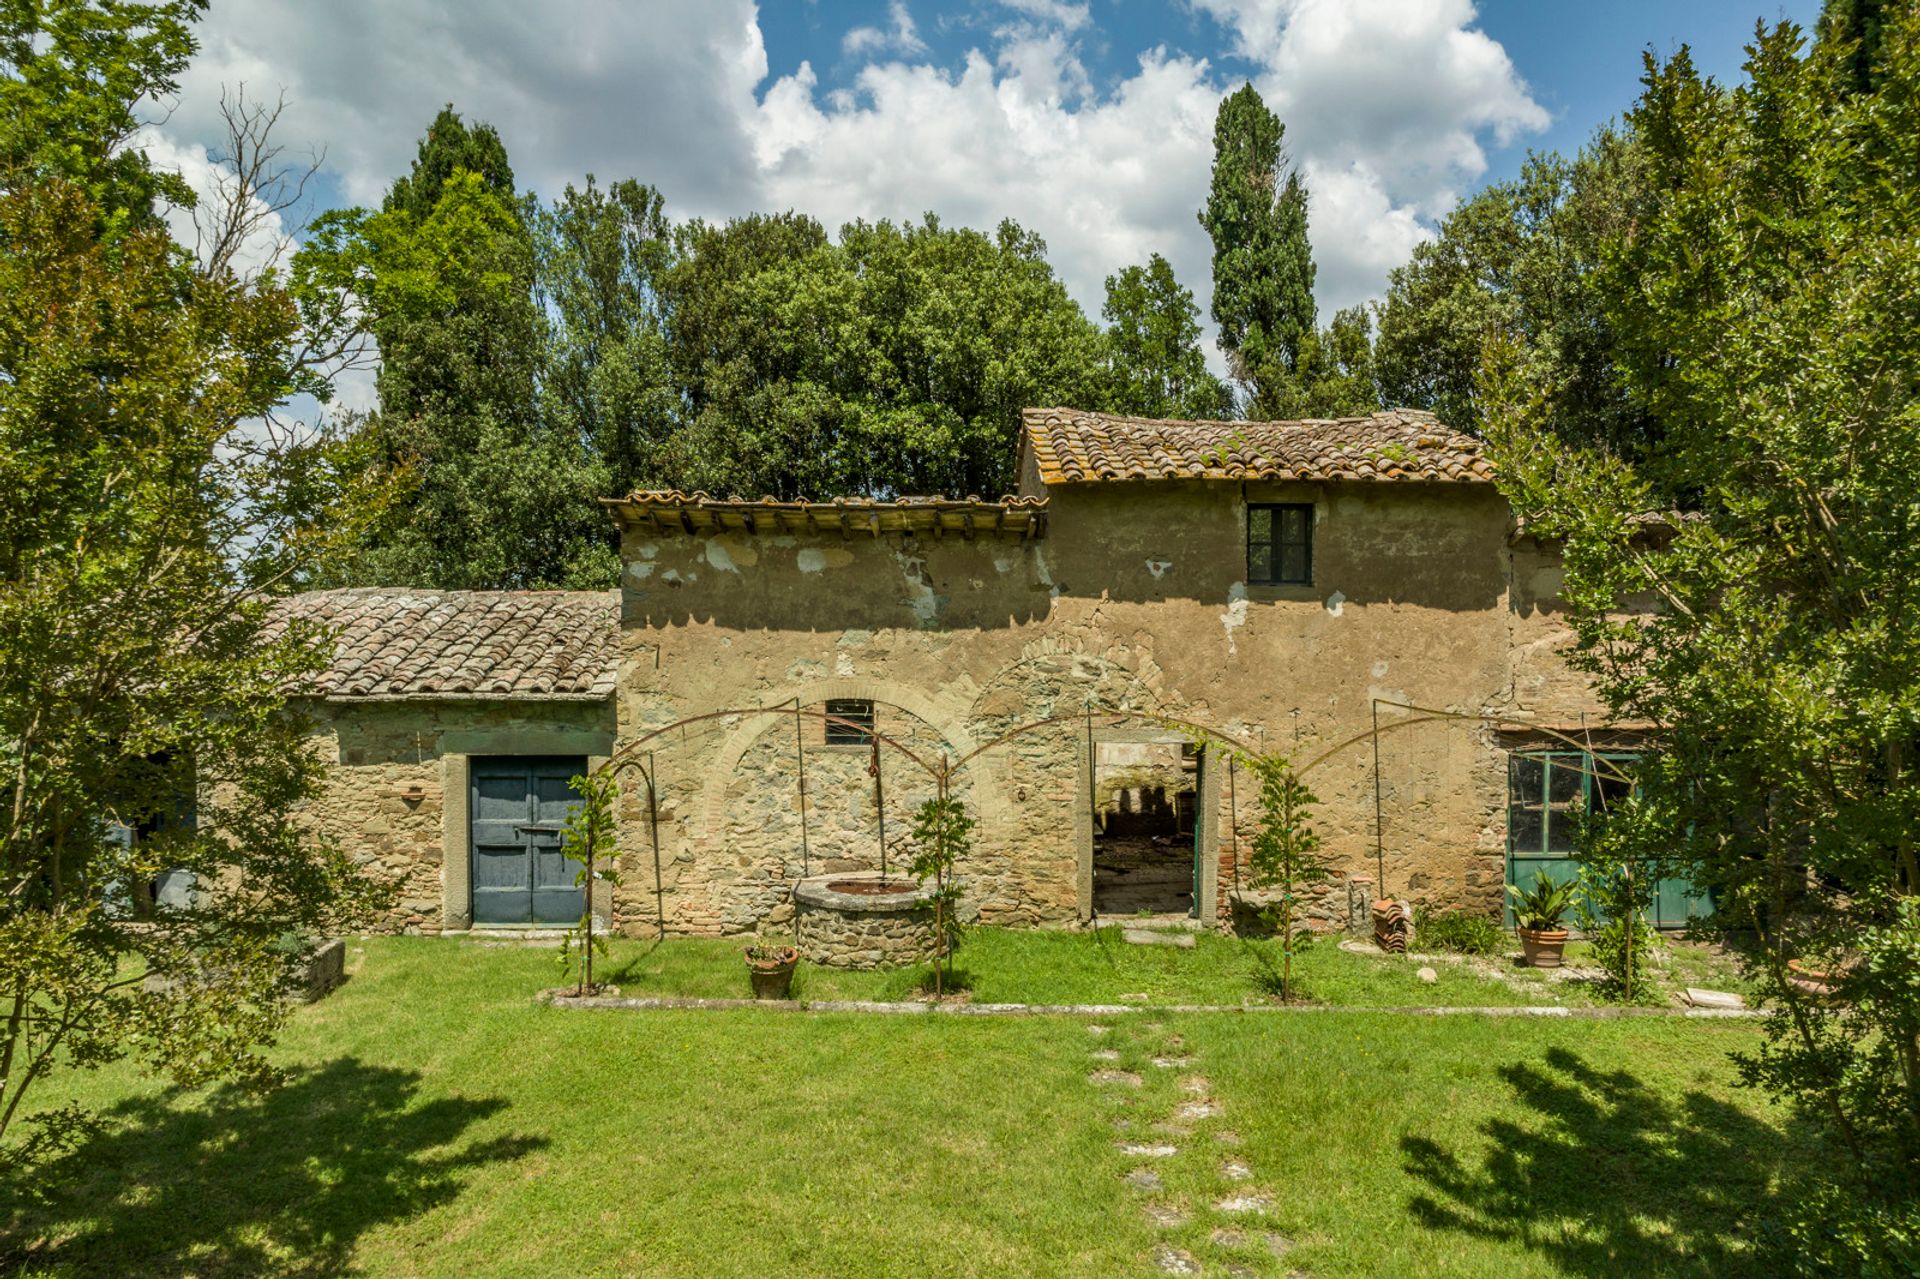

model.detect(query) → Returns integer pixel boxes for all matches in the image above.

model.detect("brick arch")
[696,678,1007,846]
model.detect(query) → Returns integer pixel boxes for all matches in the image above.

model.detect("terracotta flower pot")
[1517,927,1569,969]
[1786,958,1839,1000]
[745,946,799,1000]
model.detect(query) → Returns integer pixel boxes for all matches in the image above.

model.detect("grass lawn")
[2,936,1812,1278]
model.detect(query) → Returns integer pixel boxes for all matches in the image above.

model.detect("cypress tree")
[1198,83,1316,414]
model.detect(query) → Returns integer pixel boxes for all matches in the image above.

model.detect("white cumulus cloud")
[138,0,1547,383]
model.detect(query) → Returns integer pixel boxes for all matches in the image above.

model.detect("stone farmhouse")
[270,406,1710,940]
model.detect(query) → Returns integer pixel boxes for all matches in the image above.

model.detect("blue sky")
[149,0,1825,407]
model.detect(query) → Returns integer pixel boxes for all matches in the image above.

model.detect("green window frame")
[1506,751,1638,857]
[1247,503,1312,586]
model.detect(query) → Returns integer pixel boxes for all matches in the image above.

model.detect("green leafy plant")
[1418,909,1507,956]
[557,769,621,996]
[743,938,794,965]
[1240,751,1330,1002]
[908,792,972,999]
[1506,872,1576,932]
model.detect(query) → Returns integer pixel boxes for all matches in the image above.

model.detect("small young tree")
[556,768,620,996]
[908,788,971,999]
[1240,752,1329,1002]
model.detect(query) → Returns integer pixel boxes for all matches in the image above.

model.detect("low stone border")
[535,991,1768,1019]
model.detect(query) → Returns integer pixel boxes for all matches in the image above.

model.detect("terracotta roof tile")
[603,491,1047,539]
[1021,407,1492,486]
[265,588,617,701]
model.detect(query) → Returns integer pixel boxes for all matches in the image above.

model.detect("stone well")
[793,872,937,969]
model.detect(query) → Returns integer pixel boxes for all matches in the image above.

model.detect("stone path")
[1090,1024,1310,1277]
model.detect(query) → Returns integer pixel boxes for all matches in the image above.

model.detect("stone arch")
[696,677,1004,846]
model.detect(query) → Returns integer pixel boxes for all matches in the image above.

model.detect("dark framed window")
[1506,751,1638,857]
[823,699,876,746]
[1248,503,1313,585]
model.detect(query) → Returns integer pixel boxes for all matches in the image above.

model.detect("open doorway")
[1091,740,1199,917]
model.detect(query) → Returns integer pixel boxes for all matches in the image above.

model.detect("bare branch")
[193,84,327,282]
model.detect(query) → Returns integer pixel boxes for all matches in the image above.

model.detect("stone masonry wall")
[302,698,614,934]
[610,478,1613,938]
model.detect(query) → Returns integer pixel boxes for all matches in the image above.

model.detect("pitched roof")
[1020,407,1493,486]
[265,588,618,701]
[602,491,1047,539]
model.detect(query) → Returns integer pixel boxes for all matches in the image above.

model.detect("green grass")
[1,938,1809,1278]
[594,924,1750,1010]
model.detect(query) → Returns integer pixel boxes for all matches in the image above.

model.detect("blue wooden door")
[471,757,585,925]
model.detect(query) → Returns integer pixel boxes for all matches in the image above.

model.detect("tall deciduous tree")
[661,213,1106,499]
[297,109,615,589]
[1485,13,1920,1268]
[1375,137,1652,451]
[0,0,201,231]
[1198,83,1316,415]
[0,4,392,1164]
[534,176,676,502]
[1101,253,1230,420]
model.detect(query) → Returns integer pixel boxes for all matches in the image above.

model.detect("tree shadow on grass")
[1,1057,545,1278]
[1402,1045,1803,1277]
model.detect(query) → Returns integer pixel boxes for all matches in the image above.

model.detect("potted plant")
[744,940,799,1000]
[1507,872,1577,968]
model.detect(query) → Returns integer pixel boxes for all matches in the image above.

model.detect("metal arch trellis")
[595,700,1268,908]
[590,694,1640,924]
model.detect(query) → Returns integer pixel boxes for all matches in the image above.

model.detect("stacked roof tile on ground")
[1020,406,1493,485]
[264,588,618,700]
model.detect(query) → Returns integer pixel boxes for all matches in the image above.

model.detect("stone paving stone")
[1124,928,1195,948]
[1165,1034,1186,1048]
[1265,1232,1294,1256]
[1151,1121,1191,1137]
[1124,1168,1164,1192]
[1153,1243,1202,1275]
[1091,1048,1122,1061]
[1151,1055,1195,1068]
[1144,1202,1190,1229]
[1210,1228,1244,1247]
[1686,986,1747,1010]
[1121,993,1150,1002]
[1113,1117,1134,1131]
[1090,1069,1143,1087]
[1224,1265,1256,1279]
[1215,1192,1273,1215]
[1222,1159,1252,1181]
[1180,1075,1211,1095]
[1213,1130,1243,1145]
[1116,1141,1179,1157]
[1176,1099,1222,1121]
[1088,1024,1111,1036]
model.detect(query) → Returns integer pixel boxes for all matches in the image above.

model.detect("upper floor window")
[824,698,876,746]
[1248,503,1313,586]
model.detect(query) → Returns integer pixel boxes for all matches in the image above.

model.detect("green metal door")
[1504,751,1712,928]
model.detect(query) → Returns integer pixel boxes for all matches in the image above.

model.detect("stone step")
[1123,928,1196,948]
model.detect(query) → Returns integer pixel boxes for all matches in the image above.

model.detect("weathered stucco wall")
[610,478,1604,937]
[300,698,614,933]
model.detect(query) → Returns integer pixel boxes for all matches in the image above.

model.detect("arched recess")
[695,677,1007,848]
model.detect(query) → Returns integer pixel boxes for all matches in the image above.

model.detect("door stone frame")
[440,727,613,930]
[1075,724,1220,926]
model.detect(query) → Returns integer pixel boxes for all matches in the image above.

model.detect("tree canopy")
[0,0,392,1166]
[1485,10,1920,1266]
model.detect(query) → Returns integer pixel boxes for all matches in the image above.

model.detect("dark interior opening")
[1092,740,1197,917]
